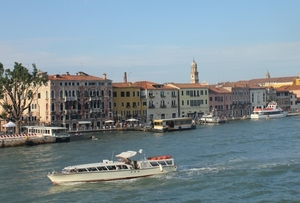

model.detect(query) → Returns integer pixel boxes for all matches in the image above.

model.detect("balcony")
[160,95,166,98]
[160,104,166,108]
[171,94,177,97]
[149,95,155,98]
[89,96,102,101]
[148,105,155,109]
[171,105,177,108]
[64,97,77,101]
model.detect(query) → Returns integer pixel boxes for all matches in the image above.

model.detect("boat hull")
[250,113,287,119]
[47,165,177,185]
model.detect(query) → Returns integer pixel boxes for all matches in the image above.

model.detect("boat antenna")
[111,151,114,161]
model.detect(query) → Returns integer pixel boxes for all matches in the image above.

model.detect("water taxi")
[22,126,70,142]
[47,150,177,185]
[250,101,287,119]
[152,117,196,132]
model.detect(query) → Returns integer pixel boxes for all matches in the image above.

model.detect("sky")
[1,0,300,84]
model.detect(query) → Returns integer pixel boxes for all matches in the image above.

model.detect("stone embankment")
[0,134,55,147]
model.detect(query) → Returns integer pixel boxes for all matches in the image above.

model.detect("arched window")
[46,91,48,99]
[60,90,63,99]
[51,103,55,111]
[51,91,55,99]
[60,103,63,111]
[84,90,88,97]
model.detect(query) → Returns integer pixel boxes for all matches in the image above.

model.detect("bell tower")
[190,59,199,83]
[265,70,270,78]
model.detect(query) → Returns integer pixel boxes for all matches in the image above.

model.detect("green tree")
[0,62,49,134]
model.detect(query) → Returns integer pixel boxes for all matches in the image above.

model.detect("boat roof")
[154,117,192,122]
[116,151,137,158]
[22,126,67,130]
[64,161,125,169]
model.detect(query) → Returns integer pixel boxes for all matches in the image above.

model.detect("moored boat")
[200,114,227,124]
[47,150,177,185]
[152,117,196,132]
[22,126,70,142]
[250,101,287,119]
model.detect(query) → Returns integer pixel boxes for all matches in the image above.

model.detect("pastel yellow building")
[112,82,147,122]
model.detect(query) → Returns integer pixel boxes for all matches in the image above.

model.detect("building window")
[121,92,125,97]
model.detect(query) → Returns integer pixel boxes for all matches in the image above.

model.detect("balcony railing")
[160,104,166,108]
[148,105,155,109]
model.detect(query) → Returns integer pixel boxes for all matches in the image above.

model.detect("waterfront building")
[166,83,209,118]
[134,81,179,122]
[249,85,267,113]
[221,82,251,117]
[35,72,113,130]
[112,80,147,123]
[208,85,232,117]
[273,87,292,111]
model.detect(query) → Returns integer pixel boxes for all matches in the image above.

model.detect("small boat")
[250,101,287,119]
[200,114,227,124]
[47,150,177,185]
[152,117,196,132]
[91,136,98,140]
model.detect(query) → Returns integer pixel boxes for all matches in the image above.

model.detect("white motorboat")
[47,150,177,185]
[250,101,287,119]
[200,114,227,124]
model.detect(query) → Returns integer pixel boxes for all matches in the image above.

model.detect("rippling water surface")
[1,116,300,202]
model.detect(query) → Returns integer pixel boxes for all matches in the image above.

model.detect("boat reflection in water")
[47,149,177,185]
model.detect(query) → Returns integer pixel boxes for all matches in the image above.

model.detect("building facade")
[35,72,113,130]
[166,83,209,118]
[134,81,179,122]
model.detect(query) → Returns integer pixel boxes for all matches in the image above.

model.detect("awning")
[116,151,137,158]
[78,121,91,125]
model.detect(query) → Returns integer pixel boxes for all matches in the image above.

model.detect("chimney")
[103,73,107,80]
[124,72,127,83]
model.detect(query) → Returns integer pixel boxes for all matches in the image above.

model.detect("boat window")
[62,169,72,173]
[106,165,117,170]
[77,168,88,172]
[121,165,129,169]
[97,166,108,171]
[158,161,167,165]
[166,160,173,165]
[150,162,159,167]
[87,167,98,172]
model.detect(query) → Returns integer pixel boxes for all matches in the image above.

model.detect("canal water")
[1,116,300,202]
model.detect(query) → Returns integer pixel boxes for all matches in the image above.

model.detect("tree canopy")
[0,62,49,133]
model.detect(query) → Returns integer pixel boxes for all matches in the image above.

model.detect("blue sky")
[1,0,300,84]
